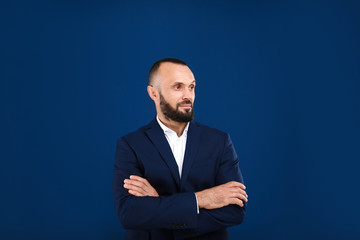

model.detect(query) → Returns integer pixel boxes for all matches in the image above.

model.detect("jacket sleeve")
[183,133,246,237]
[113,137,199,230]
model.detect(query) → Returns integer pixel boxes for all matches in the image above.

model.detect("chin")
[181,109,192,113]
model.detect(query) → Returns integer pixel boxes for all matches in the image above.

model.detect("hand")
[195,181,248,209]
[123,175,159,197]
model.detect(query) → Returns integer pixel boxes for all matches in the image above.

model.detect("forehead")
[157,62,195,85]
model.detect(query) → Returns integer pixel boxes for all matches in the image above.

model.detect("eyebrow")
[173,80,196,85]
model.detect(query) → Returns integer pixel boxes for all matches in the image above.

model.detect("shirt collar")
[156,115,190,137]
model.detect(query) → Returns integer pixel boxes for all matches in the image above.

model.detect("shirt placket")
[173,137,182,177]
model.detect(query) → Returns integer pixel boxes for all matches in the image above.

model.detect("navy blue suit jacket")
[113,118,246,240]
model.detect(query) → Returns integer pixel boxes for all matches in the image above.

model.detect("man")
[113,58,248,240]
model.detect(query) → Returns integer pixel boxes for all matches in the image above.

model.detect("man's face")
[155,62,196,122]
[159,91,194,122]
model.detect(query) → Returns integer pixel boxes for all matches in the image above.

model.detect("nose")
[182,88,193,101]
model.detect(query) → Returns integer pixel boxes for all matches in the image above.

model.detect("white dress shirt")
[156,116,199,213]
[156,115,189,178]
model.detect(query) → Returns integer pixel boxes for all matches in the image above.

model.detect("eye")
[174,84,181,90]
[189,85,195,90]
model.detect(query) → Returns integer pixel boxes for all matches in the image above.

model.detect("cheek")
[165,93,180,105]
[169,93,182,102]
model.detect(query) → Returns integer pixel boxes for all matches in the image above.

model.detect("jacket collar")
[145,117,201,190]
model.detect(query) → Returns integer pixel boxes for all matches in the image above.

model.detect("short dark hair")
[148,58,187,86]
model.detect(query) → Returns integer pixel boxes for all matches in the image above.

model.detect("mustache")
[177,100,192,106]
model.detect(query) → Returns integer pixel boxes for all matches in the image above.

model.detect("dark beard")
[159,92,194,123]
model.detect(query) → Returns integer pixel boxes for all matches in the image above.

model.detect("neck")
[157,114,188,137]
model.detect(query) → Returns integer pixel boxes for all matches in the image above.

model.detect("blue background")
[1,0,360,239]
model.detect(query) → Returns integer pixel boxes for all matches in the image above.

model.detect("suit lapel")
[145,118,181,187]
[180,120,202,190]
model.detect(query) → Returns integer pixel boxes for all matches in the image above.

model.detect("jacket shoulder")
[117,125,147,143]
[194,120,228,136]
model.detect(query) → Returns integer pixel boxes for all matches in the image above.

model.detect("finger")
[126,180,153,195]
[128,189,145,197]
[128,176,155,195]
[124,183,147,195]
[228,181,246,190]
[229,198,244,207]
[125,179,148,190]
[123,183,136,191]
[130,175,149,184]
[232,192,248,202]
[230,188,248,198]
[229,189,247,201]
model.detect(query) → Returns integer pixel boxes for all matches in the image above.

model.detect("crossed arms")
[124,175,248,210]
[113,133,247,234]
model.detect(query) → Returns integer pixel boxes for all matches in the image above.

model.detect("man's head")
[147,58,196,123]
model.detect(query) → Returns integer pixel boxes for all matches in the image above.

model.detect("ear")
[147,85,157,101]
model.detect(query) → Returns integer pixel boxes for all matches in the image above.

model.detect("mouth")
[180,104,191,108]
[179,104,192,109]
